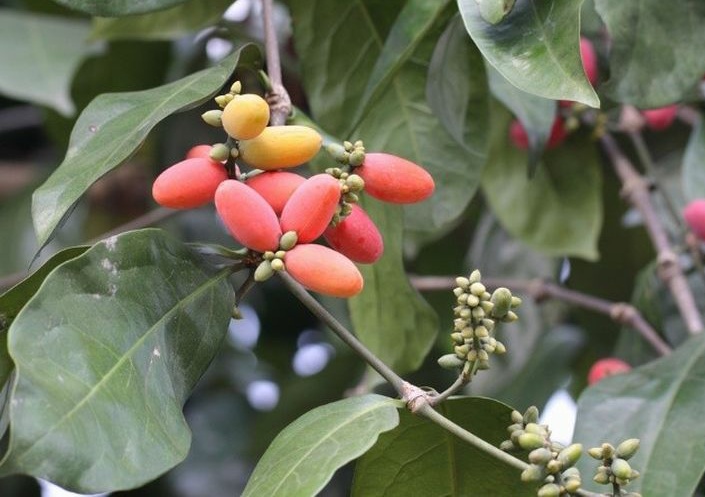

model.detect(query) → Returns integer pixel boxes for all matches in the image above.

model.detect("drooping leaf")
[90,0,234,41]
[242,394,400,497]
[52,0,191,17]
[0,10,94,116]
[31,45,261,254]
[457,0,600,108]
[482,103,602,260]
[427,15,490,155]
[0,229,234,492]
[595,0,705,108]
[682,118,705,202]
[352,397,534,496]
[574,334,705,496]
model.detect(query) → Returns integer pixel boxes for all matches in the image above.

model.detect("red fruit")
[587,358,631,385]
[642,105,679,131]
[185,145,214,160]
[356,153,434,204]
[245,171,306,215]
[280,174,341,243]
[683,199,705,240]
[152,157,228,209]
[324,204,384,264]
[509,118,567,150]
[285,244,363,298]
[214,180,282,252]
[579,37,599,87]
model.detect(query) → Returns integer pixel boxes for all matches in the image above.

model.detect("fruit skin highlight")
[356,153,434,204]
[587,358,631,385]
[152,157,228,209]
[324,204,383,263]
[214,180,282,253]
[285,244,364,298]
[221,93,270,140]
[245,171,306,215]
[683,199,705,240]
[280,174,341,243]
[238,125,322,170]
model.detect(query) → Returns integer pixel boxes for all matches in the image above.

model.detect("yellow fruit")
[221,94,270,140]
[238,125,322,170]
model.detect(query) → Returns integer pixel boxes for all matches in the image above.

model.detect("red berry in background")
[245,171,306,215]
[324,204,384,264]
[641,105,679,131]
[683,199,705,240]
[214,180,282,253]
[152,157,228,209]
[280,174,341,243]
[587,358,631,385]
[509,118,567,150]
[579,37,599,87]
[285,244,363,298]
[356,153,434,204]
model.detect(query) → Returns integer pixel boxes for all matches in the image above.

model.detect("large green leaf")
[242,394,400,497]
[682,118,705,202]
[0,229,234,492]
[595,0,705,107]
[457,0,600,108]
[574,334,705,496]
[52,0,190,17]
[482,103,602,260]
[31,45,261,253]
[352,397,534,496]
[90,0,234,41]
[0,10,94,116]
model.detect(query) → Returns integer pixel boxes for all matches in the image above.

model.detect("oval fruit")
[245,171,306,214]
[152,157,228,209]
[324,204,383,263]
[587,358,631,385]
[214,180,282,252]
[221,93,270,140]
[280,174,341,243]
[683,199,705,240]
[285,244,363,298]
[642,105,678,131]
[356,153,434,204]
[238,125,322,170]
[580,37,599,87]
[185,144,215,160]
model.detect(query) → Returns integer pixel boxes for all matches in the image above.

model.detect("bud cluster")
[588,439,641,496]
[437,270,520,374]
[324,165,366,226]
[501,407,584,496]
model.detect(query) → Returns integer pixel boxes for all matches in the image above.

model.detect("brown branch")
[410,275,672,356]
[600,132,703,335]
[261,0,291,126]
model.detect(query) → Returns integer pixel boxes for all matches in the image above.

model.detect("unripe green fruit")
[490,287,513,317]
[557,443,583,468]
[279,231,299,251]
[221,93,270,140]
[254,260,274,281]
[616,439,640,460]
[611,458,633,480]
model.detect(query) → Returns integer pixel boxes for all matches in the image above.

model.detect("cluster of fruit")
[152,82,434,297]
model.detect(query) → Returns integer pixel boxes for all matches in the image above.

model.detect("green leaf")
[574,334,705,496]
[1,229,234,492]
[595,0,705,108]
[0,10,94,116]
[31,45,261,254]
[682,118,705,202]
[427,15,490,155]
[242,394,400,497]
[482,102,602,260]
[352,397,534,496]
[90,0,234,41]
[52,0,191,17]
[475,0,516,24]
[457,0,600,108]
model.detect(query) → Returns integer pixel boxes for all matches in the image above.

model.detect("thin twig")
[600,132,703,334]
[411,275,672,356]
[261,0,291,126]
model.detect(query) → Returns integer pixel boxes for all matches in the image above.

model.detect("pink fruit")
[285,244,363,298]
[214,180,282,252]
[356,153,434,204]
[245,171,307,215]
[324,204,384,264]
[580,37,599,87]
[152,157,228,209]
[642,105,679,131]
[509,118,567,150]
[683,199,705,240]
[280,174,341,243]
[587,358,631,385]
[185,145,214,160]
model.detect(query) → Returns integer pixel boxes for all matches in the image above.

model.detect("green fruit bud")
[477,349,489,361]
[511,295,522,308]
[494,341,507,354]
[510,410,523,424]
[469,269,482,284]
[467,349,478,362]
[537,483,560,497]
[546,459,561,474]
[525,423,546,436]
[326,144,347,162]
[263,251,275,260]
[507,423,523,434]
[563,467,580,479]
[482,318,495,331]
[529,447,553,464]
[254,260,274,282]
[450,332,464,344]
[353,139,364,148]
[343,192,359,203]
[616,438,640,460]
[490,287,513,317]
[459,308,471,319]
[469,282,486,296]
[346,175,365,192]
[230,147,240,159]
[454,344,470,357]
[456,293,469,305]
[348,149,365,167]
[215,95,228,107]
[279,231,298,251]
[474,325,489,338]
[601,443,615,459]
[523,406,540,424]
[471,307,485,320]
[499,440,515,451]
[201,109,223,127]
[453,318,466,330]
[611,458,632,480]
[460,327,473,339]
[510,428,524,444]
[455,276,470,289]
[467,294,480,307]
[587,447,603,460]
[210,143,230,162]
[518,432,545,450]
[270,258,285,271]
[557,443,583,468]
[502,310,519,323]
[274,250,286,259]
[629,469,640,480]
[476,359,490,370]
[343,140,354,151]
[480,300,494,313]
[223,93,234,104]
[453,287,464,298]
[230,81,242,94]
[481,291,491,300]
[564,478,581,493]
[520,464,544,482]
[340,203,353,216]
[593,470,610,485]
[438,353,466,370]
[231,304,243,320]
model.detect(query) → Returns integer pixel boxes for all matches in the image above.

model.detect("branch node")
[402,382,430,413]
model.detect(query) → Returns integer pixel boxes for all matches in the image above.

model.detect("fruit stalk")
[261,0,291,125]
